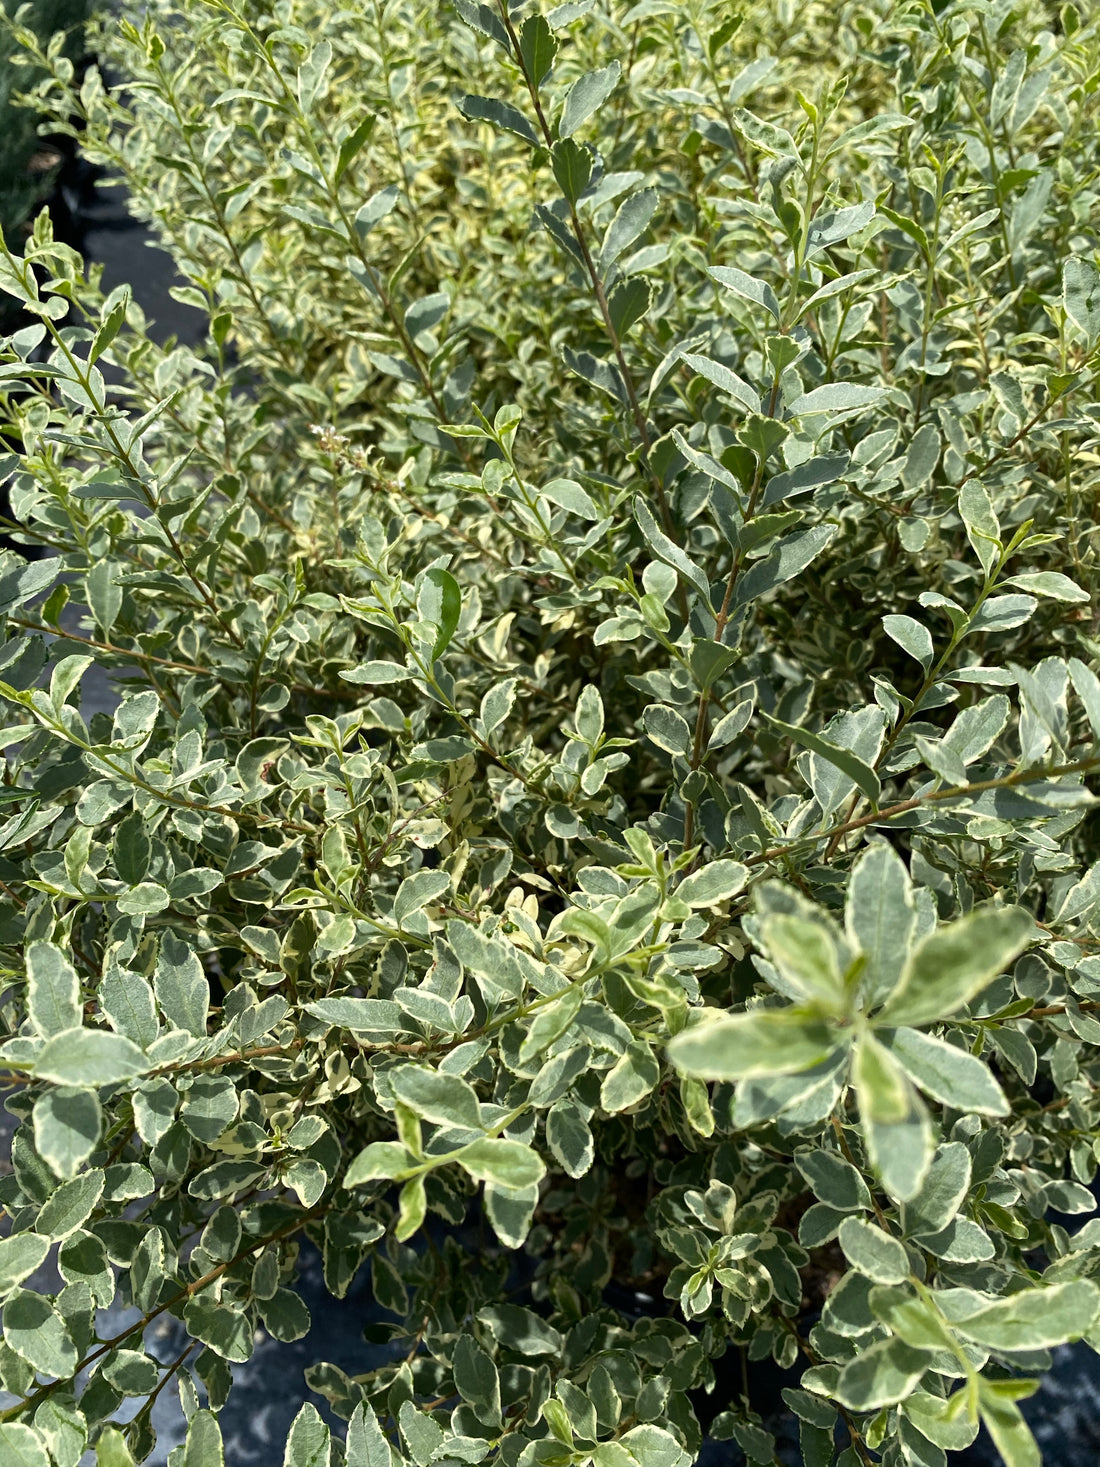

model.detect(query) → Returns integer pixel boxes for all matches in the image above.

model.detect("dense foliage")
[0,0,1099,1464]
[0,0,86,251]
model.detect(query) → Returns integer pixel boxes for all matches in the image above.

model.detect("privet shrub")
[0,0,87,250]
[0,0,1099,1463]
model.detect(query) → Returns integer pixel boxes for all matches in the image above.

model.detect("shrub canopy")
[0,0,87,258]
[0,1,1099,1465]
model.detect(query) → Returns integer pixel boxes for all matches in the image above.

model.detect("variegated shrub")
[0,2,1099,1465]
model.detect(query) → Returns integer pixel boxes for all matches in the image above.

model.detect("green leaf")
[296,39,332,113]
[0,1424,50,1467]
[543,1399,574,1447]
[978,1385,1040,1467]
[1069,657,1100,738]
[181,1074,240,1144]
[35,1029,149,1088]
[155,934,210,1037]
[340,663,413,683]
[876,907,1034,1027]
[33,1087,102,1179]
[104,1349,160,1396]
[519,13,557,86]
[681,351,760,414]
[845,844,916,1007]
[335,114,376,183]
[618,1426,691,1467]
[453,1333,502,1423]
[958,480,1000,576]
[955,1281,1100,1351]
[548,0,595,25]
[400,1401,445,1467]
[393,869,451,925]
[305,998,401,1032]
[95,1428,136,1467]
[677,859,748,907]
[480,1302,563,1357]
[884,1027,1008,1115]
[100,967,159,1049]
[729,106,799,159]
[453,0,509,46]
[882,614,933,669]
[132,1077,178,1146]
[735,525,839,608]
[86,560,123,634]
[759,914,847,1012]
[37,1403,86,1467]
[345,1141,416,1186]
[559,62,621,138]
[709,699,754,747]
[550,138,592,204]
[794,1146,873,1213]
[3,1289,79,1377]
[901,1390,980,1451]
[797,268,878,321]
[354,183,400,239]
[346,1405,392,1467]
[764,711,881,805]
[540,478,598,519]
[535,201,584,263]
[854,1033,932,1201]
[1003,570,1089,603]
[879,204,931,254]
[457,94,539,146]
[669,1009,840,1081]
[1063,255,1100,347]
[519,987,584,1063]
[546,1101,593,1177]
[941,693,1010,766]
[834,1338,930,1410]
[34,1168,104,1238]
[736,510,803,556]
[396,1178,425,1244]
[805,201,875,258]
[634,495,712,604]
[600,1039,660,1112]
[563,345,627,402]
[26,941,81,1038]
[182,1412,225,1467]
[607,277,653,337]
[0,1232,51,1293]
[600,189,658,274]
[418,567,462,661]
[708,13,743,56]
[183,1295,254,1363]
[283,1404,330,1467]
[969,593,1036,633]
[642,703,691,756]
[900,422,941,490]
[458,1137,545,1189]
[390,1066,482,1130]
[689,637,739,690]
[0,558,60,617]
[490,1175,547,1258]
[708,265,781,321]
[787,383,887,416]
[117,882,171,917]
[837,1216,909,1284]
[405,293,450,340]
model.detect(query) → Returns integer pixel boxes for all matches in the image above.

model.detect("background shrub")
[0,0,86,250]
[0,2,1099,1465]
